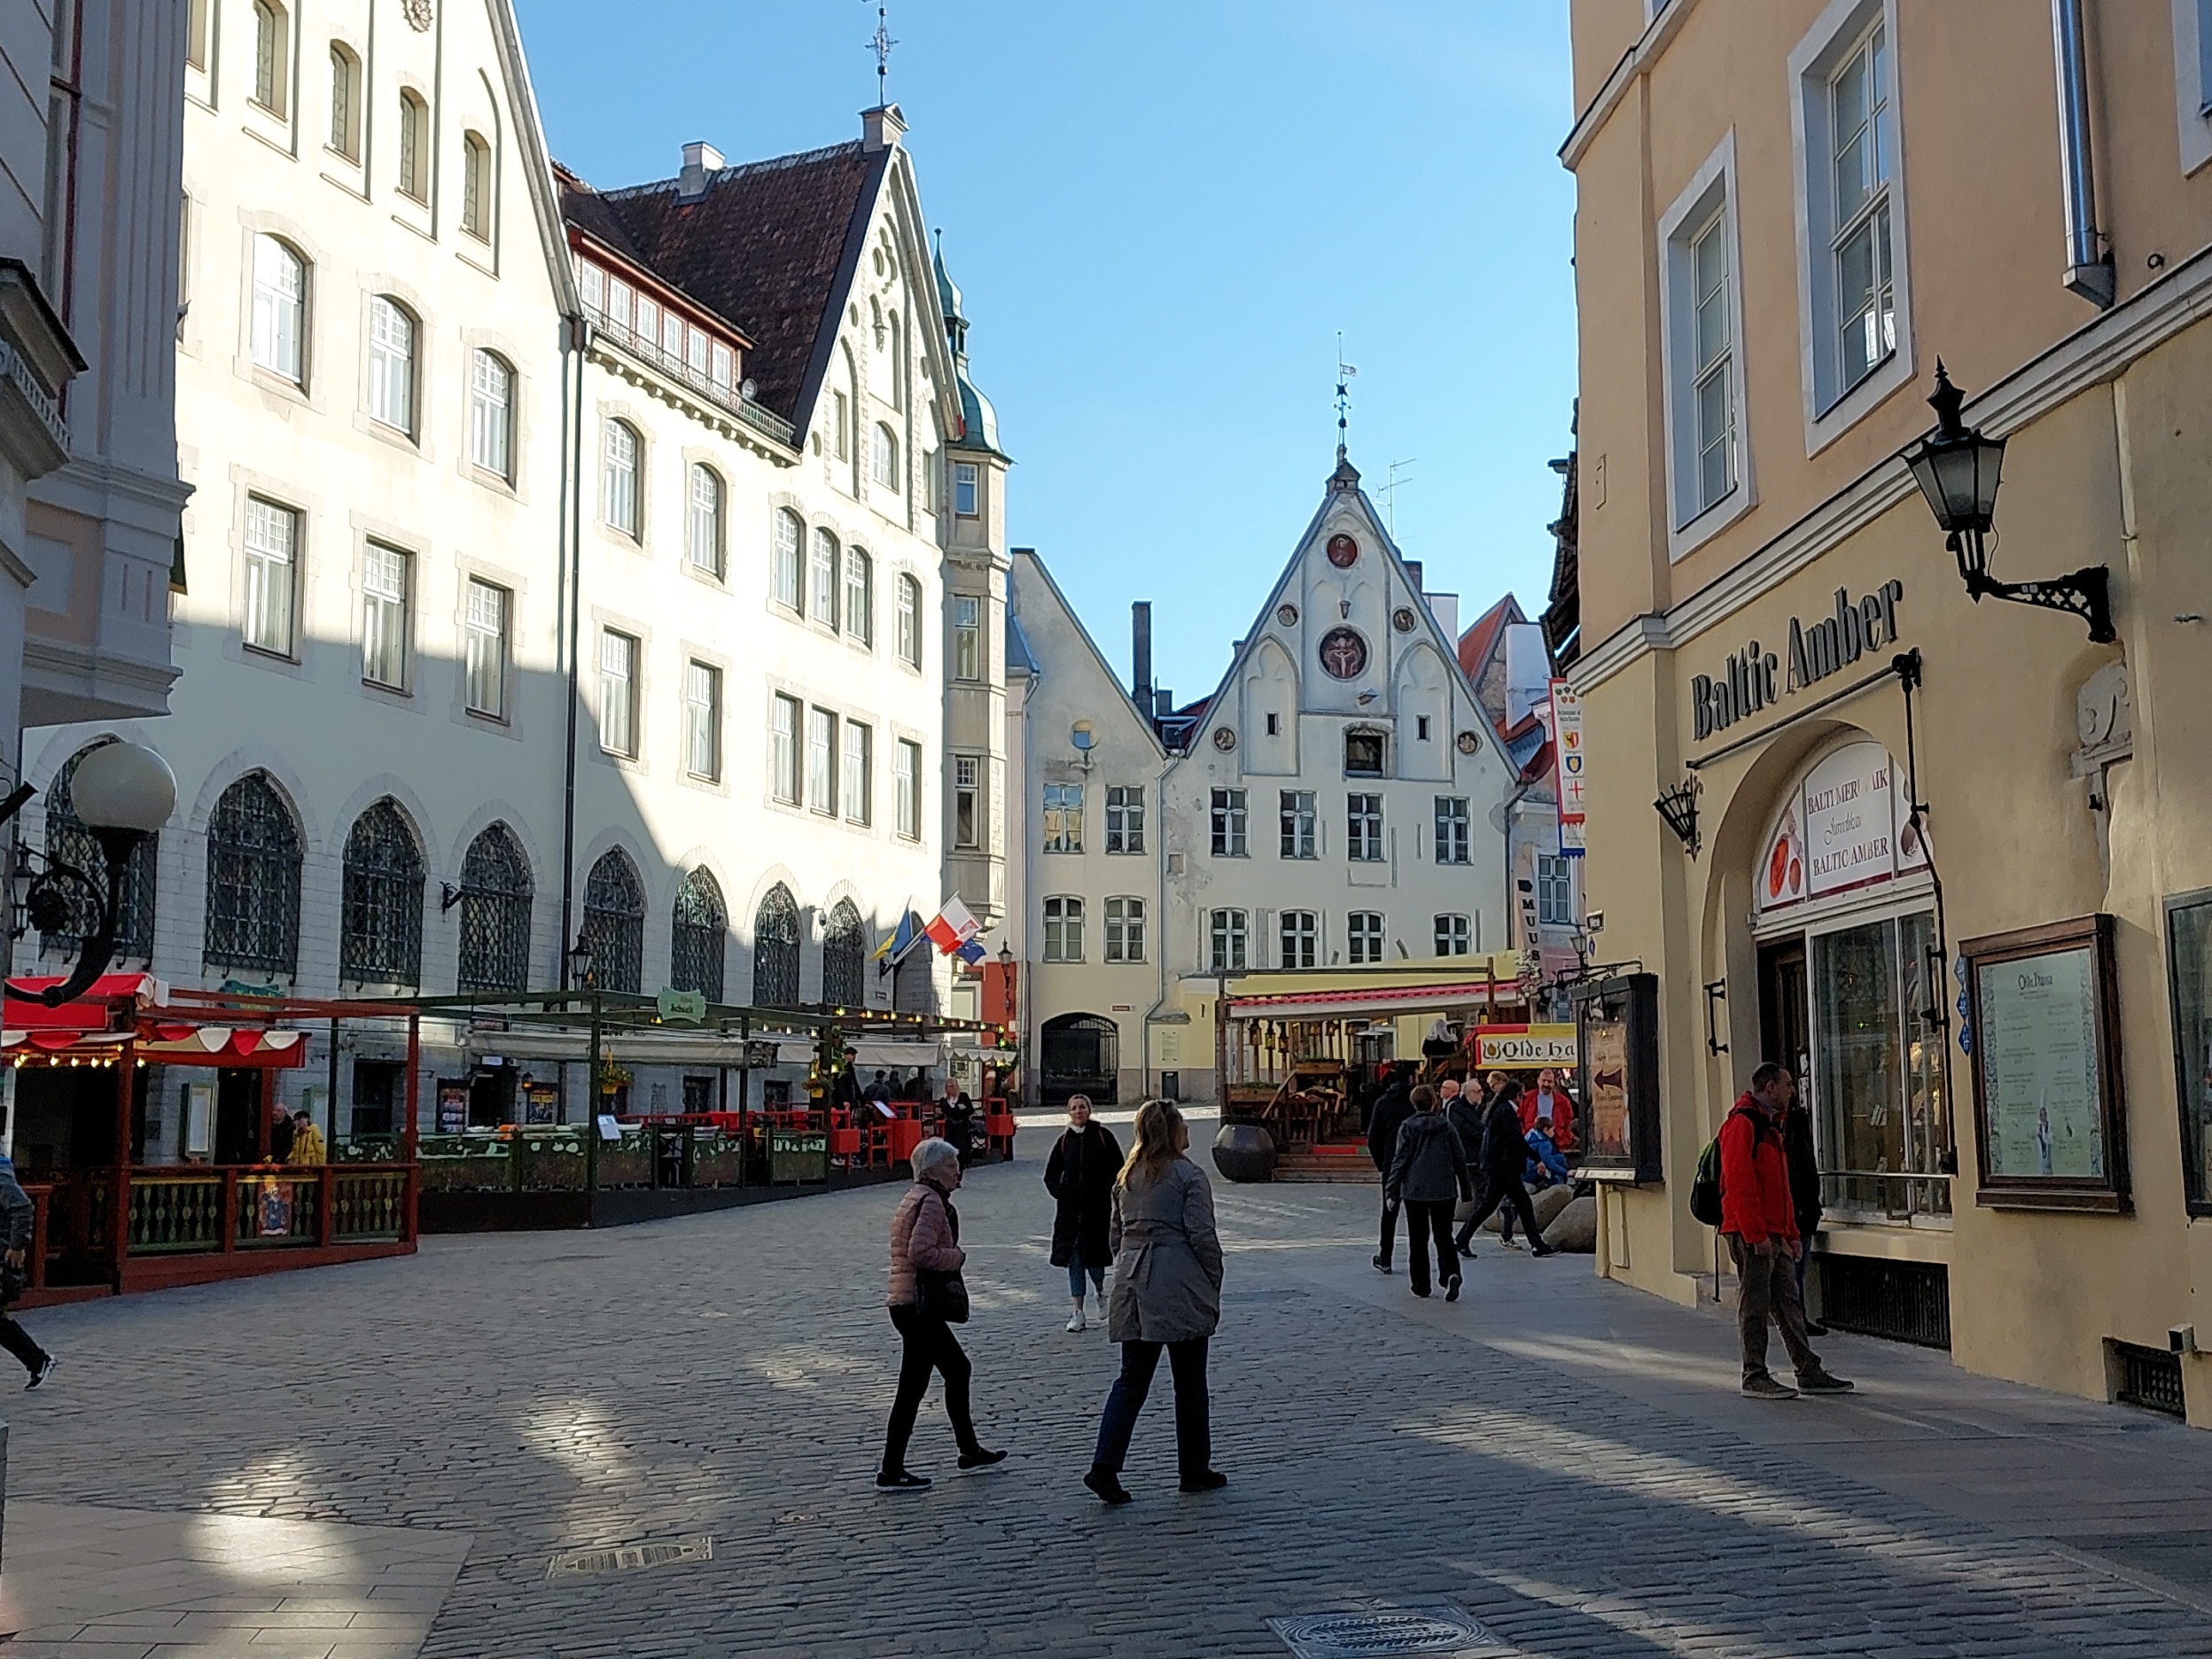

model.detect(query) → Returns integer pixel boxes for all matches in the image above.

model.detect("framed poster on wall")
[1570,972,1662,1183]
[1961,914,2128,1212]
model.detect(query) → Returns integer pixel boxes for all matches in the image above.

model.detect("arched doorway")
[1040,1014,1118,1106]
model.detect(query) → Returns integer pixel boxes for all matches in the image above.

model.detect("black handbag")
[916,1267,970,1324]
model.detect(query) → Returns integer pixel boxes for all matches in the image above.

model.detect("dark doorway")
[467,1067,516,1128]
[682,1075,714,1115]
[214,1068,265,1164]
[12,1067,148,1174]
[1758,939,1811,1084]
[352,1059,401,1139]
[1040,1014,1118,1105]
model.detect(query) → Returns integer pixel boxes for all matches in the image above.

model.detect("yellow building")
[1563,0,2212,1423]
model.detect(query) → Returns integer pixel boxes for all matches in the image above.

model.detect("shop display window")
[2165,891,2212,1217]
[1810,909,1949,1218]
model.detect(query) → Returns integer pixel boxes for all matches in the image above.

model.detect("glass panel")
[1696,367,1733,507]
[1898,909,1951,1215]
[362,544,408,688]
[2172,897,2212,1208]
[1811,915,1952,1218]
[1693,221,1729,372]
[465,580,506,716]
[243,498,296,655]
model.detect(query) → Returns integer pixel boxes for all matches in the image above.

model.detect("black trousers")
[1092,1337,1211,1477]
[1377,1193,1404,1264]
[1404,1199,1460,1294]
[881,1304,978,1473]
[1456,1170,1544,1251]
[0,1311,45,1375]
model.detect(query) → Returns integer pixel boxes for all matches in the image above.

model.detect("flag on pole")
[954,938,987,965]
[875,909,918,972]
[924,896,978,955]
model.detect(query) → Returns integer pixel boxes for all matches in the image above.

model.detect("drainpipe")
[557,316,586,986]
[2051,0,2115,308]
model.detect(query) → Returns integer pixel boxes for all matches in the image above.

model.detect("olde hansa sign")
[1691,580,1906,742]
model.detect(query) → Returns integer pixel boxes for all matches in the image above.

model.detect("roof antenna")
[1382,458,1417,537]
[868,4,897,105]
[1335,332,1357,459]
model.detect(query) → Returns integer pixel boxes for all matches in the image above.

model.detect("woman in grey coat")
[1083,1100,1227,1505]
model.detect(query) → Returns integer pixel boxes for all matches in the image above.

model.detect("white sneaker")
[1065,1307,1087,1333]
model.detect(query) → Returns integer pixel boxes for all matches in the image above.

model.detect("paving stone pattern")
[4,1121,2209,1657]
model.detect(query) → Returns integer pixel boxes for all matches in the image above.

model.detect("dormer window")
[1345,730,1386,777]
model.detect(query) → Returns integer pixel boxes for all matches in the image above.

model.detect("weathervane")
[868,4,898,104]
[1335,332,1358,455]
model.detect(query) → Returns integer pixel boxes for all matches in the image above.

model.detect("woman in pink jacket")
[877,1137,1007,1490]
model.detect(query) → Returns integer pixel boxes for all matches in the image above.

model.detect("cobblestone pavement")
[6,1119,2211,1658]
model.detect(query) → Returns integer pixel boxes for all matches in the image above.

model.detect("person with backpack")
[1713,1063,1852,1401]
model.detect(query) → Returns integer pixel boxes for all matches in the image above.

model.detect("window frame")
[954,462,978,518]
[242,495,300,658]
[1042,782,1084,853]
[1043,895,1086,963]
[463,577,510,719]
[1657,132,1755,559]
[1348,910,1386,966]
[953,594,981,681]
[597,628,640,759]
[1209,908,1248,973]
[603,417,642,539]
[1434,913,1471,958]
[806,705,838,815]
[1280,908,1318,970]
[1104,896,1147,964]
[897,573,923,668]
[872,422,901,493]
[1537,853,1576,926]
[328,43,361,160]
[894,738,923,840]
[845,547,874,645]
[1281,790,1317,860]
[771,692,802,805]
[1347,793,1384,863]
[252,0,290,117]
[1434,796,1471,866]
[1211,788,1249,858]
[843,719,871,824]
[2173,0,2212,175]
[469,349,515,481]
[811,527,841,628]
[461,130,494,241]
[954,755,979,849]
[774,510,804,612]
[683,658,722,783]
[361,541,411,691]
[1344,729,1386,777]
[397,88,429,202]
[687,463,725,578]
[250,235,307,386]
[366,295,417,438]
[1105,785,1146,854]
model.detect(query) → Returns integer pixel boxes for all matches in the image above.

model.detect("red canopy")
[2,975,305,1068]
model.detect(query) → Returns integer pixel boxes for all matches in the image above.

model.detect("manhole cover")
[1269,1607,1506,1658]
[546,1535,713,1578]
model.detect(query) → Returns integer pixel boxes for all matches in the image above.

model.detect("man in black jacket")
[0,1157,55,1388]
[1784,1096,1826,1335]
[1367,1063,1417,1273]
[1386,1086,1474,1300]
[1455,1081,1559,1258]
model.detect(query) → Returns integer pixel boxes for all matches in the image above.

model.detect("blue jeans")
[1091,1336,1211,1478]
[1067,1242,1105,1300]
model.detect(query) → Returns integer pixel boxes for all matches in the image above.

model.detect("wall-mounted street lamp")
[565,936,596,991]
[1654,775,1701,858]
[1904,362,2115,643]
[5,740,176,1009]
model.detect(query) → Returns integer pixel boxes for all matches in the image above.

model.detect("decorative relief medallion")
[1456,730,1480,754]
[401,0,433,28]
[1212,727,1237,752]
[1276,603,1299,627]
[1326,534,1359,568]
[1392,606,1417,633]
[1317,627,1367,681]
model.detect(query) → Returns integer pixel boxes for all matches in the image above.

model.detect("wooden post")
[219,1167,238,1254]
[402,1014,420,1241]
[110,1046,134,1288]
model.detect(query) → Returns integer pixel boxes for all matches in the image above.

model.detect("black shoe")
[1410,1285,1431,1298]
[26,1353,55,1390]
[876,1468,931,1491]
[958,1446,1008,1470]
[1445,1274,1462,1303]
[1455,1242,1476,1258]
[1804,1320,1831,1336]
[1530,1243,1559,1258]
[1083,1468,1133,1506]
[1372,1254,1392,1274]
[1179,1470,1228,1493]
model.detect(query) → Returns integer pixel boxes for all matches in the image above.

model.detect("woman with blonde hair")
[1082,1100,1227,1504]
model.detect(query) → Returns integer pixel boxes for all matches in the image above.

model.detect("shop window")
[1810,909,1948,1218]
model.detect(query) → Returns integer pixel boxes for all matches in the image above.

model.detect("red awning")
[2,973,167,1030]
[1,975,306,1068]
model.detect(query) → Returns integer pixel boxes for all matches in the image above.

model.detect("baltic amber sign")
[1691,580,1905,742]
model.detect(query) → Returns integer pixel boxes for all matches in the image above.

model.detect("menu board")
[1582,1012,1630,1163]
[1977,945,2104,1179]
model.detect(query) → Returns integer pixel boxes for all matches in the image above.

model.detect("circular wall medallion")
[1456,729,1480,754]
[1317,627,1368,681]
[1276,603,1299,627]
[1211,726,1237,752]
[1392,605,1418,633]
[401,0,433,29]
[1326,533,1359,568]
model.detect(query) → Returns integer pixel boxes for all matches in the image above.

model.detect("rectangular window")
[1344,729,1385,776]
[1434,914,1470,957]
[1434,797,1470,865]
[251,235,306,383]
[464,579,507,717]
[242,496,298,657]
[1281,791,1317,859]
[811,531,838,627]
[775,512,803,611]
[1044,896,1085,963]
[1105,785,1146,853]
[579,261,605,314]
[844,720,871,823]
[397,92,425,199]
[771,693,801,803]
[330,47,358,158]
[603,420,640,536]
[1690,210,1735,513]
[832,388,851,459]
[1209,909,1248,973]
[361,541,409,689]
[1043,783,1083,853]
[806,706,837,814]
[598,629,638,757]
[471,351,513,480]
[954,462,978,517]
[665,312,685,363]
[1348,911,1385,965]
[895,739,922,840]
[954,595,981,681]
[954,756,979,849]
[897,576,921,667]
[636,296,659,350]
[684,660,721,782]
[1537,854,1575,925]
[687,467,723,576]
[368,297,415,435]
[1280,909,1317,970]
[2167,892,2212,1215]
[845,549,872,645]
[1829,22,1894,396]
[1104,897,1147,964]
[1812,911,1949,1216]
[1348,794,1383,862]
[607,278,632,332]
[1211,788,1248,858]
[711,341,734,388]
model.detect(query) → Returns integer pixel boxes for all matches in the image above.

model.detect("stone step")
[1272,1148,1380,1183]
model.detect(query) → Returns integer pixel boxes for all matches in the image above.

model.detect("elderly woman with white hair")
[877,1136,1007,1491]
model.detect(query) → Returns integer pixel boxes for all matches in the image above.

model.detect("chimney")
[862,104,907,153]
[678,142,723,203]
[1155,688,1174,718]
[1403,559,1423,592]
[1427,592,1459,639]
[1131,602,1153,706]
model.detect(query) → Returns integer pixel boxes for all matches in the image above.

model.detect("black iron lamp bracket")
[3,824,144,1008]
[1952,534,2116,643]
[1655,775,1702,858]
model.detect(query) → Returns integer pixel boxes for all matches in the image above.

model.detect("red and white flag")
[923,896,978,955]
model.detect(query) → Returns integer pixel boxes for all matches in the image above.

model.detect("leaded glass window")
[581,849,645,994]
[339,798,424,985]
[671,867,726,1001]
[204,771,302,976]
[753,884,800,1009]
[456,823,531,993]
[822,900,865,1009]
[40,741,158,961]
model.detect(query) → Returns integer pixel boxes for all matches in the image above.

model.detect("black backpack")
[1688,1104,1764,1227]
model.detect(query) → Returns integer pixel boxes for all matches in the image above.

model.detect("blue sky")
[516,1,1579,701]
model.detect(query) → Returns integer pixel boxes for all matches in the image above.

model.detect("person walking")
[877,1138,1006,1490]
[1723,1064,1852,1400]
[1045,1094,1123,1333]
[1386,1086,1473,1301]
[1367,1062,1417,1274]
[286,1109,325,1166]
[938,1081,978,1167]
[1456,1080,1559,1258]
[1783,1089,1827,1336]
[0,1155,55,1389]
[1084,1101,1227,1505]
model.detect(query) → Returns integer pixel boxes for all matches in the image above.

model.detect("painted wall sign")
[1476,1024,1578,1067]
[1758,740,1928,912]
[1693,580,1905,741]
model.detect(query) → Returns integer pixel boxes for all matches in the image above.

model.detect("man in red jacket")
[1721,1063,1852,1401]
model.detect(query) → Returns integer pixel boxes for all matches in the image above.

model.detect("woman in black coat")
[1044,1094,1123,1334]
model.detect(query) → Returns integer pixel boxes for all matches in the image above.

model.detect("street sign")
[657,986,707,1024]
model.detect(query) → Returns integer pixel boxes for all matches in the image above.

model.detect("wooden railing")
[41,1163,415,1273]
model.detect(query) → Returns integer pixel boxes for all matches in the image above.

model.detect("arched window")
[40,740,159,962]
[581,849,645,994]
[253,1,289,116]
[329,43,360,159]
[367,296,416,435]
[470,350,513,479]
[774,509,803,611]
[822,900,866,1009]
[845,547,873,645]
[603,418,641,536]
[204,772,302,976]
[810,526,838,627]
[251,236,307,383]
[897,573,922,668]
[688,464,724,577]
[397,89,429,201]
[753,884,800,1009]
[670,868,726,1001]
[339,798,424,985]
[872,424,900,492]
[460,131,493,240]
[456,823,531,993]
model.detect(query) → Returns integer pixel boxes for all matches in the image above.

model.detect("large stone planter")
[1211,1121,1276,1183]
[1543,1194,1599,1252]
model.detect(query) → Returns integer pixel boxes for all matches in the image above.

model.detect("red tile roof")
[1455,595,1518,683]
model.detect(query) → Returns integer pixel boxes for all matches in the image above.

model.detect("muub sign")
[1692,580,1904,742]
